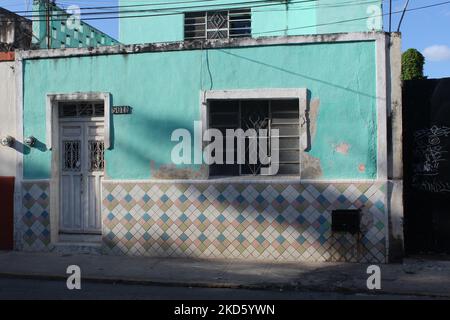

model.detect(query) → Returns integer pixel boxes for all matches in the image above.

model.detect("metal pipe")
[389,0,392,33]
[46,0,50,48]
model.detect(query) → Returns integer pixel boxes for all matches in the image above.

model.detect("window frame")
[184,9,252,41]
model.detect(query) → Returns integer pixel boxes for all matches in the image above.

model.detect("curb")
[1,271,449,299]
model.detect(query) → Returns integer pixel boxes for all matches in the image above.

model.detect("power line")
[15,0,317,16]
[1,0,447,36]
[14,0,394,17]
[7,0,447,25]
[7,0,385,21]
[397,0,410,32]
[9,0,402,15]
[13,0,224,13]
[253,0,450,35]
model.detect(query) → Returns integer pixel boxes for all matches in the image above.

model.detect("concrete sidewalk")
[0,251,449,298]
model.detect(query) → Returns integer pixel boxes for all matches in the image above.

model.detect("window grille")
[63,140,81,171]
[88,140,105,172]
[184,9,251,40]
[59,102,104,118]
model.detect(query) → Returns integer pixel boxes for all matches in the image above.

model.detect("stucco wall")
[22,40,377,180]
[0,61,17,177]
[119,0,382,44]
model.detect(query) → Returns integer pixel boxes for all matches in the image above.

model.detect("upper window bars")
[184,9,251,40]
[59,102,104,118]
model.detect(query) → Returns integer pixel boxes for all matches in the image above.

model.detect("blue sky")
[2,0,450,78]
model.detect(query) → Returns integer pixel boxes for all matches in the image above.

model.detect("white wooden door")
[60,121,104,234]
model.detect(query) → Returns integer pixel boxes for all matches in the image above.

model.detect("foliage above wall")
[402,48,426,81]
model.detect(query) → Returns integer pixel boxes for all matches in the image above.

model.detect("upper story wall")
[32,0,119,49]
[119,0,382,44]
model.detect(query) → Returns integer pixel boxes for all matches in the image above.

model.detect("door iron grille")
[88,140,105,172]
[63,140,81,171]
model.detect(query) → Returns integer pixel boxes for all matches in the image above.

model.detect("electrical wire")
[4,0,394,21]
[4,0,445,27]
[1,0,448,39]
[12,0,397,17]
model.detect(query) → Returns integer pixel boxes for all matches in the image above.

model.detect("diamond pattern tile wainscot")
[102,182,387,263]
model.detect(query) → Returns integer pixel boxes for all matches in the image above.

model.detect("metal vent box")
[331,209,361,235]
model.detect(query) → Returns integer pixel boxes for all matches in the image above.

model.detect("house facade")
[8,0,404,262]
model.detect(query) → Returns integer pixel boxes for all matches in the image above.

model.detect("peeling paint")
[150,161,208,179]
[18,32,389,61]
[301,154,323,179]
[301,98,323,179]
[307,98,320,147]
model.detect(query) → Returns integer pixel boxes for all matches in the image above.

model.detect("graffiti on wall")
[412,125,450,193]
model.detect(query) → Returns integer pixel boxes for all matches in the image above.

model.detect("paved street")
[1,252,450,298]
[0,276,438,300]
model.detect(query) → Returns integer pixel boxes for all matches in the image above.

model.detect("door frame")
[47,92,111,244]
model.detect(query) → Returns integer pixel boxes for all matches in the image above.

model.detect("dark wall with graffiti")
[404,77,450,254]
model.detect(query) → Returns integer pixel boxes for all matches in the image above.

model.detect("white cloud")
[423,45,450,62]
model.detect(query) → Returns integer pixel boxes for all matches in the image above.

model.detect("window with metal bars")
[209,99,300,176]
[184,9,251,40]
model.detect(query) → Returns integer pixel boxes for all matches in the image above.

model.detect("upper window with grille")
[184,9,251,40]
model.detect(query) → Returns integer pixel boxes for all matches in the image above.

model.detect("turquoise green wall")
[252,2,316,37]
[317,0,383,34]
[32,0,119,49]
[119,0,318,44]
[23,41,377,180]
[119,0,381,44]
